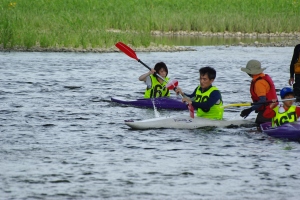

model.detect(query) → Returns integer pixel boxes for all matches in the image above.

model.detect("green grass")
[0,0,299,49]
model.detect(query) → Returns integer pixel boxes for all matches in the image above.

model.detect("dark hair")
[199,66,216,80]
[154,62,168,77]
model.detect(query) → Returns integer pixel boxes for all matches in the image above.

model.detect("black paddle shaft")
[138,59,151,71]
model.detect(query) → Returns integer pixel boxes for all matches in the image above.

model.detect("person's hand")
[175,87,183,95]
[289,78,294,86]
[150,68,156,74]
[240,108,252,119]
[269,99,278,109]
[182,97,192,105]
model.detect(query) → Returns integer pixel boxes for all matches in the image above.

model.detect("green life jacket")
[272,105,297,127]
[144,75,170,98]
[195,86,224,120]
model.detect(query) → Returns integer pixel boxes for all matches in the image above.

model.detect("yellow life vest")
[144,75,170,98]
[272,105,297,127]
[195,86,224,120]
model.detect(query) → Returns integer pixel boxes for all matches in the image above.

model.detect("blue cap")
[280,87,293,99]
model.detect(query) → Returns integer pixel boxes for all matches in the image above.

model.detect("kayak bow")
[125,115,253,129]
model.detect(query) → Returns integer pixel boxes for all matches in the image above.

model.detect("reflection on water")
[152,35,287,46]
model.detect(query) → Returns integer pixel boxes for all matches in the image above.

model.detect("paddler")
[288,44,300,101]
[139,62,170,98]
[175,66,224,120]
[263,87,300,127]
[240,60,277,128]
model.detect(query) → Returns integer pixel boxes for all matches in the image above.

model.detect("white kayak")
[125,115,254,130]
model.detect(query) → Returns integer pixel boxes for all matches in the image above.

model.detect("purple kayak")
[111,97,188,110]
[260,122,300,142]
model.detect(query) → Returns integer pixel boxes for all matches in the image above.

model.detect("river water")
[1,46,299,200]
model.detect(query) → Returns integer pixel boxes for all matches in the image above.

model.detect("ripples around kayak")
[1,47,300,199]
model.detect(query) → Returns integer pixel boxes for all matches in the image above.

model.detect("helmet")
[280,87,293,99]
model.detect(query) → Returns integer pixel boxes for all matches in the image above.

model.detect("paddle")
[222,103,252,108]
[115,42,195,118]
[222,98,297,108]
[166,79,195,118]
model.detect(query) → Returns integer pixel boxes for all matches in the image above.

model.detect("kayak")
[260,122,300,142]
[125,115,253,129]
[111,97,187,110]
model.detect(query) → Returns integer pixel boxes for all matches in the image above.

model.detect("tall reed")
[0,0,299,49]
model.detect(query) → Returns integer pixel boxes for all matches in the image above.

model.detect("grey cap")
[241,60,266,75]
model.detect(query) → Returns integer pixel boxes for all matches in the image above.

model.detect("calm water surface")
[1,46,300,200]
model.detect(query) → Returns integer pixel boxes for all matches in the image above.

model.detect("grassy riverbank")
[0,0,299,51]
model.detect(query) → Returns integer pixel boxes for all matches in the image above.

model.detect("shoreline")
[1,31,299,53]
[151,30,300,38]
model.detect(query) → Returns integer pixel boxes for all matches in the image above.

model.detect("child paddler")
[139,62,170,98]
[263,87,300,127]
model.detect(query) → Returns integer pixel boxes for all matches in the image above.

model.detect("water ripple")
[1,48,299,199]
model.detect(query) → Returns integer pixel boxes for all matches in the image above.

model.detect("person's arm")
[139,69,155,82]
[183,87,197,99]
[289,44,300,80]
[175,87,197,98]
[251,96,267,111]
[263,103,277,118]
[190,90,221,112]
[241,79,270,118]
[295,106,300,118]
[252,79,272,111]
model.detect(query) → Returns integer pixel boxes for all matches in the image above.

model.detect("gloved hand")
[240,108,252,119]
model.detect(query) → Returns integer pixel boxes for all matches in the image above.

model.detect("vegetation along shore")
[0,0,299,52]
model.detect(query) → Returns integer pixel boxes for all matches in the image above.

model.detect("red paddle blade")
[188,104,195,118]
[166,79,179,90]
[115,42,138,60]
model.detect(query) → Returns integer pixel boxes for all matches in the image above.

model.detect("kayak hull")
[260,122,300,141]
[125,115,253,130]
[111,97,187,110]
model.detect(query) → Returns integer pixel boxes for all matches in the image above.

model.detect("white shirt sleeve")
[145,76,152,89]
